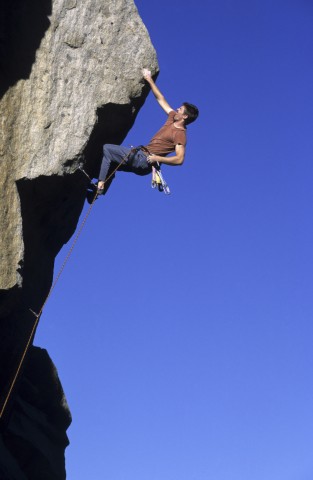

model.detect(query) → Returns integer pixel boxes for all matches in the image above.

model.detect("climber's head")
[182,102,199,125]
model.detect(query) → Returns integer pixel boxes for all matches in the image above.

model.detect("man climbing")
[88,68,199,200]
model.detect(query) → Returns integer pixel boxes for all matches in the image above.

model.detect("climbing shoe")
[86,182,106,204]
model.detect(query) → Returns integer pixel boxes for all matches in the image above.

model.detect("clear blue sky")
[35,1,313,479]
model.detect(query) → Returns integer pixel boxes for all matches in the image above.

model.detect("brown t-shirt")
[145,110,187,156]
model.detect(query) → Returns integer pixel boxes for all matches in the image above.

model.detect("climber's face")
[174,106,188,123]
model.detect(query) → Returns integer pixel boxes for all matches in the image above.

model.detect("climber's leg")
[86,145,152,203]
[98,144,131,187]
[98,144,151,190]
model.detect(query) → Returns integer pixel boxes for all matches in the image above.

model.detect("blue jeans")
[99,144,152,181]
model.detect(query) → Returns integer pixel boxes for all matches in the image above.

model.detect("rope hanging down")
[0,154,128,421]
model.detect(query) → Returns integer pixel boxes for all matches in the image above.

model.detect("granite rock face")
[0,0,158,477]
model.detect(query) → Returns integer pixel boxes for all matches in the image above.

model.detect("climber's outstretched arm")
[143,68,173,114]
[147,144,185,166]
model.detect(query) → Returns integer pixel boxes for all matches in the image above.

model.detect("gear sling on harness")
[136,145,171,195]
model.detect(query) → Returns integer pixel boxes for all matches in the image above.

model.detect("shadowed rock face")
[0,0,158,477]
[0,347,72,480]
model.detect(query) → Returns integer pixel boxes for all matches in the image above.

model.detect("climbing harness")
[0,152,130,422]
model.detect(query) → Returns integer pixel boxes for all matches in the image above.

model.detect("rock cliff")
[0,0,158,477]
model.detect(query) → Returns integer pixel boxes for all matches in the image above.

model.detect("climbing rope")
[0,154,129,421]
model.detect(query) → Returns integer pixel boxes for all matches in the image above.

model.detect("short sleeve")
[174,130,187,147]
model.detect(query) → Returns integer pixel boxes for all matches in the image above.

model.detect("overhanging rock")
[0,0,158,477]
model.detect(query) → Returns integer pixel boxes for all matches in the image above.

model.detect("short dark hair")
[183,102,199,125]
